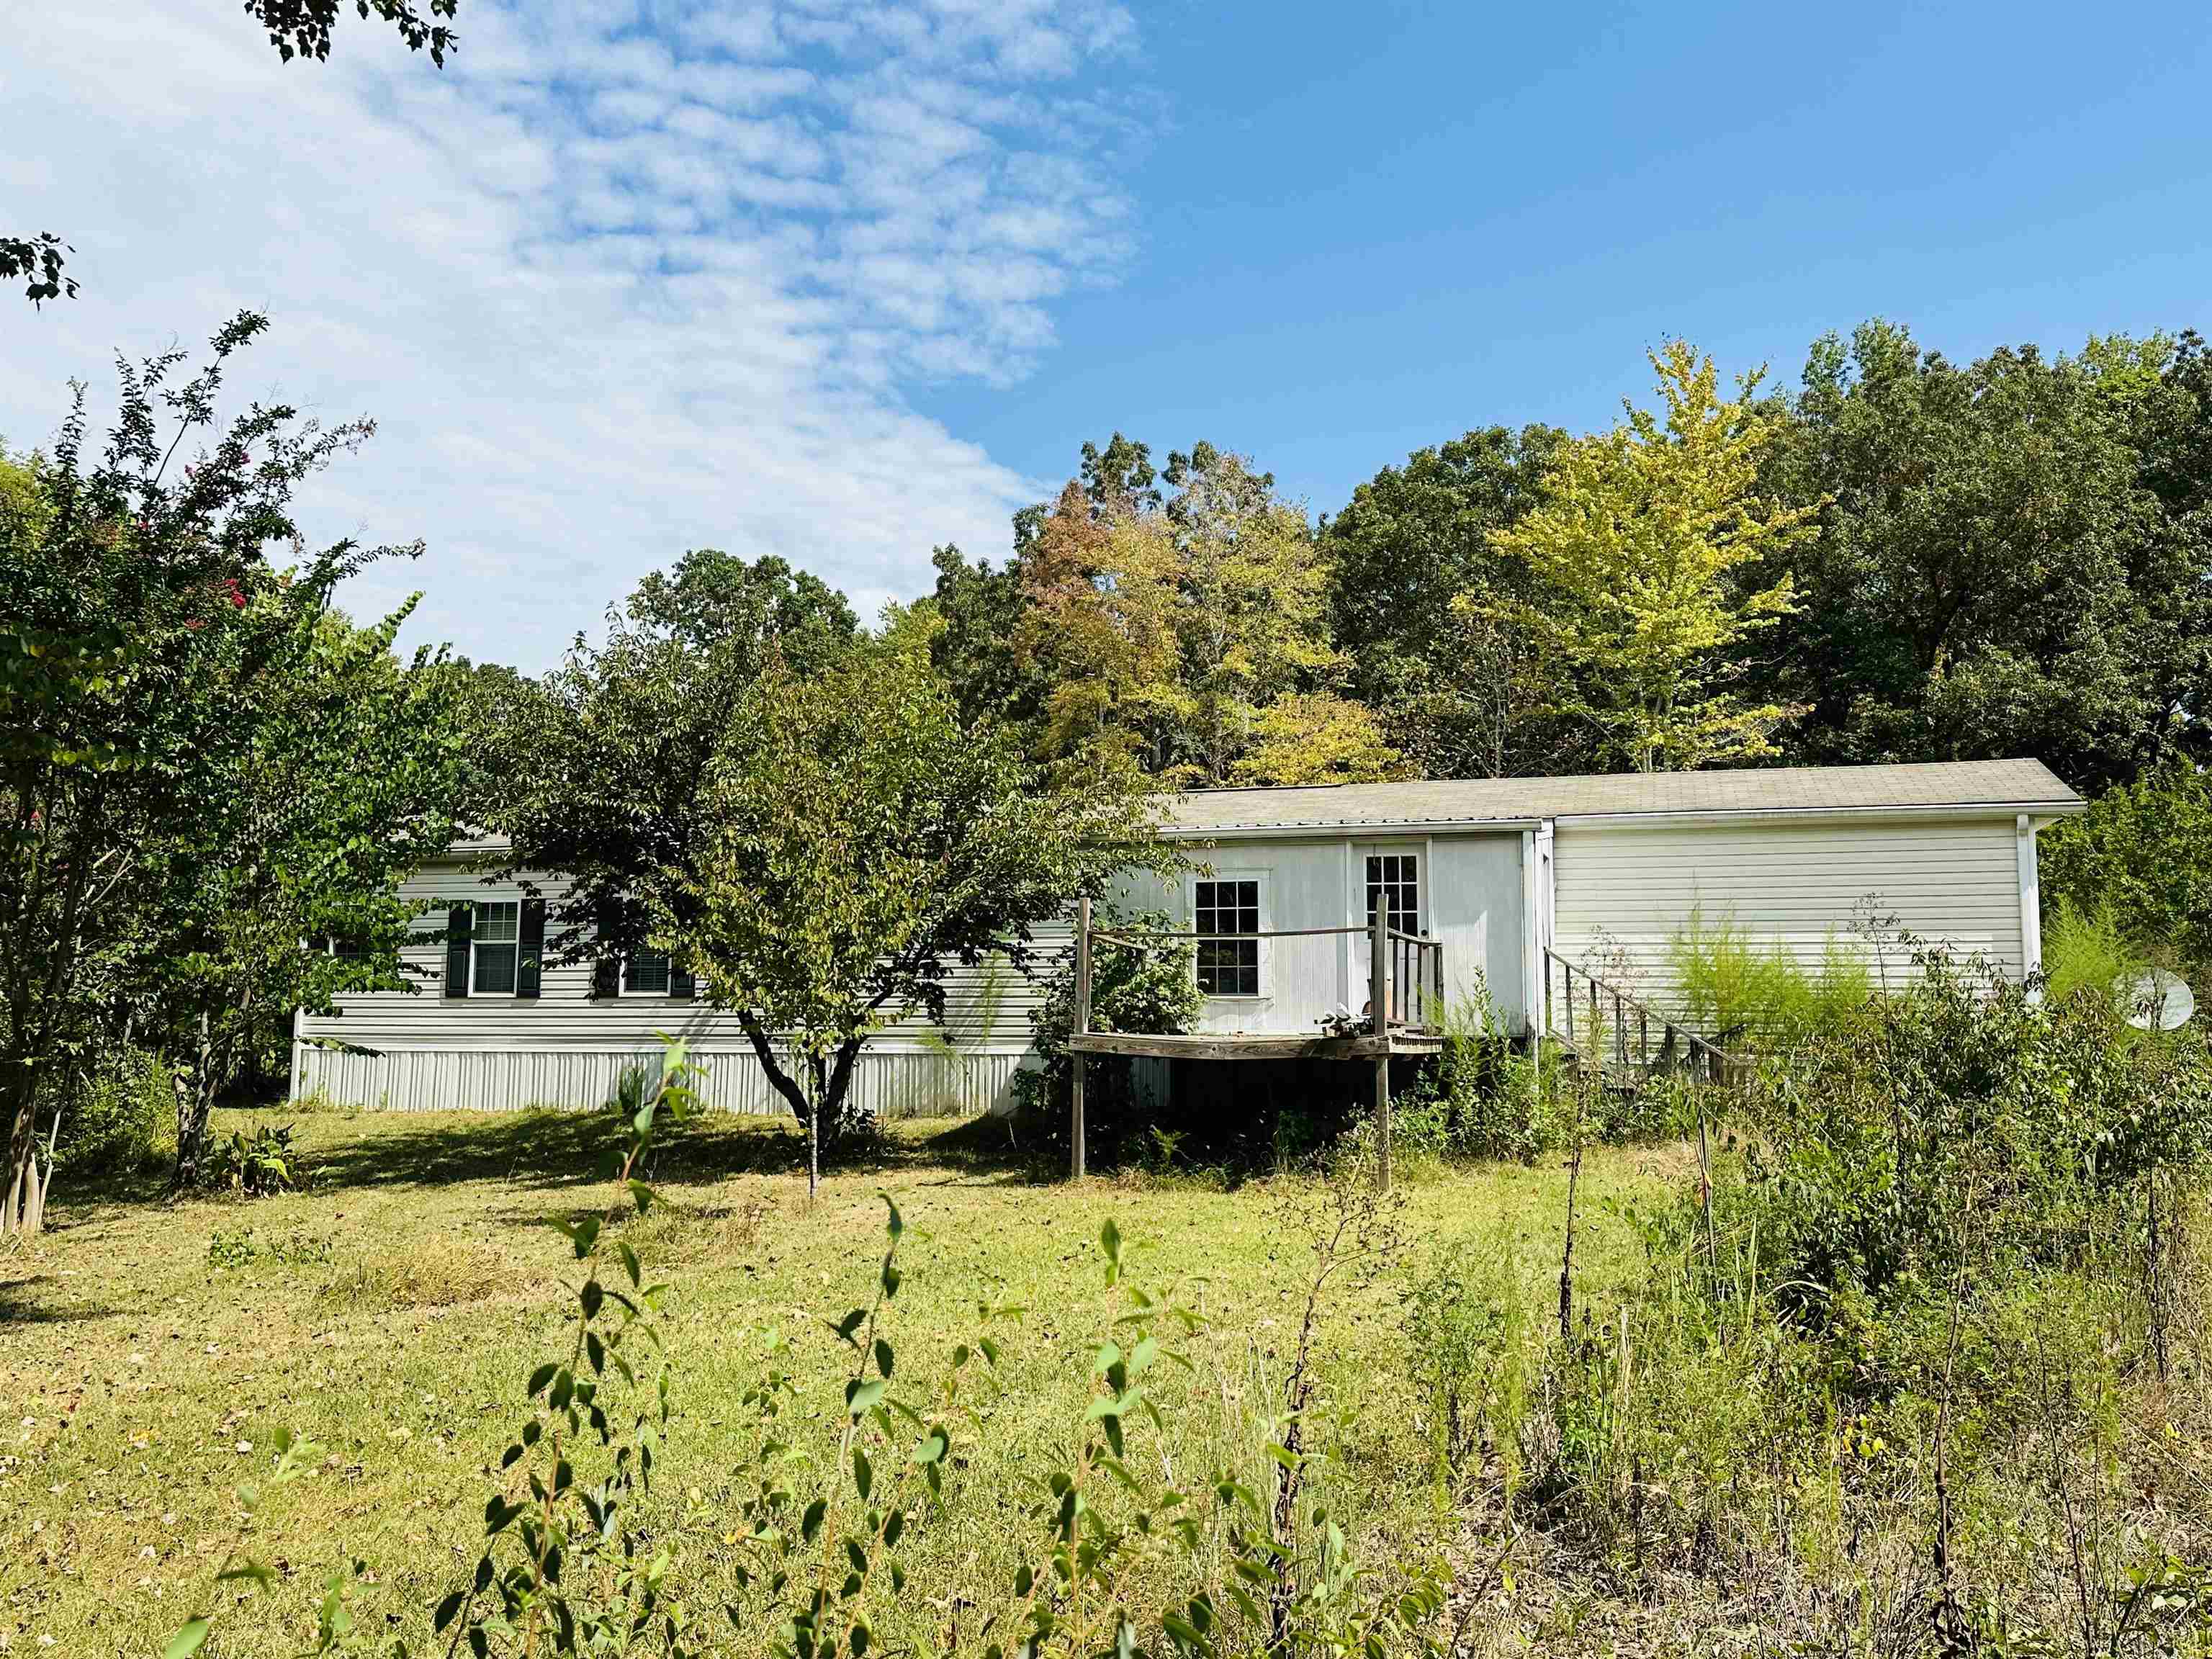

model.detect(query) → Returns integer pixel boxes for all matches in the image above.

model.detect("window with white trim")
[623,949,671,996]
[1193,877,1262,997]
[1365,853,1419,935]
[471,901,521,995]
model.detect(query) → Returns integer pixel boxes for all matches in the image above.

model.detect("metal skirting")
[290,1044,1035,1118]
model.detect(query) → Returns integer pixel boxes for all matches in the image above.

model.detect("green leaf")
[628,1179,655,1216]
[164,1619,211,1659]
[853,1447,873,1501]
[846,1378,886,1418]
[873,1338,894,1379]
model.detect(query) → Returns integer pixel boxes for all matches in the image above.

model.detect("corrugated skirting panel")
[292,1044,1036,1118]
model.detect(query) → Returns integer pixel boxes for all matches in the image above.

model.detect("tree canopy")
[0,315,468,1227]
[1478,342,1818,773]
[1755,322,2211,790]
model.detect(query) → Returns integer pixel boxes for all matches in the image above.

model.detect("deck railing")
[1541,948,1741,1083]
[1080,903,1446,1039]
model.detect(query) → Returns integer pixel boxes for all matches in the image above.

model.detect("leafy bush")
[2043,894,2146,1007]
[1728,945,2212,1348]
[2042,756,2212,989]
[205,1120,317,1197]
[54,1043,174,1176]
[1665,905,1874,1050]
[1382,980,1563,1164]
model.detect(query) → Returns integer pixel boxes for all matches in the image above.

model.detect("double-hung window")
[622,948,672,996]
[471,901,521,994]
[1193,878,1262,997]
[1365,854,1419,936]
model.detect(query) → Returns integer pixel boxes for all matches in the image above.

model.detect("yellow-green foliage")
[1475,341,1822,773]
[1666,906,1872,1048]
[2042,896,2143,1008]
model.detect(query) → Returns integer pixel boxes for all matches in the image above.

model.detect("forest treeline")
[922,321,2211,795]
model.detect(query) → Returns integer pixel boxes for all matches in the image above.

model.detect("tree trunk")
[1,1066,41,1237]
[173,1065,218,1194]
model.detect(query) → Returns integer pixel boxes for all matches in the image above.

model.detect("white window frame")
[1187,869,1269,1000]
[1362,848,1424,937]
[621,948,673,997]
[470,899,522,997]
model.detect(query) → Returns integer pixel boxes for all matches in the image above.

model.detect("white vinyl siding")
[1117,832,1524,1035]
[292,856,1053,1115]
[1551,816,2028,1012]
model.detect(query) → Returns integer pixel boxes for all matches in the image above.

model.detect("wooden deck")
[1067,1028,1444,1061]
[1066,898,1448,1185]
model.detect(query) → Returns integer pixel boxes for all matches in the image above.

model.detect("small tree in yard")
[665,619,1166,1195]
[0,313,469,1229]
[133,605,472,1186]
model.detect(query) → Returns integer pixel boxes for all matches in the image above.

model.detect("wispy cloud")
[0,0,1148,666]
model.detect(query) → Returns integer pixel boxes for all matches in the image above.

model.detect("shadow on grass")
[289,1105,1045,1196]
[0,1274,120,1325]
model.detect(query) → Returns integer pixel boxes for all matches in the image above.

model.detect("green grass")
[0,1106,1685,1655]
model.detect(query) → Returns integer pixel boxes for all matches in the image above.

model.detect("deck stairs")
[1539,948,1745,1092]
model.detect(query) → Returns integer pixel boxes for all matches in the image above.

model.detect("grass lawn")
[0,1105,1691,1656]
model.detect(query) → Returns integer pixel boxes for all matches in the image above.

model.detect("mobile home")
[290,758,2083,1115]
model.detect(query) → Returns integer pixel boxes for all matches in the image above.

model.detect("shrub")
[1666,905,1874,1051]
[2041,756,2212,989]
[205,1120,316,1197]
[1731,945,2212,1333]
[53,1043,174,1176]
[1391,984,1560,1164]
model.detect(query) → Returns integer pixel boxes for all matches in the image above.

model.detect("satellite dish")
[2123,969,2195,1033]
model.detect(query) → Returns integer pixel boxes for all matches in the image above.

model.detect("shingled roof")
[1161,758,2083,835]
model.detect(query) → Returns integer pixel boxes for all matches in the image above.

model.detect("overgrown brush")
[1401,939,2212,1653]
[1665,904,1876,1050]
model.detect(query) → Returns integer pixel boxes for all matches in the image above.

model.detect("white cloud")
[0,0,1145,667]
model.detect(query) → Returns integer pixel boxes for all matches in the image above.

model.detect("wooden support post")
[1071,896,1091,1182]
[1370,905,1391,1190]
[1370,905,1388,1034]
[1375,1053,1393,1192]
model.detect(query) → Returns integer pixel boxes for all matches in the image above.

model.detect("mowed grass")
[0,1105,1690,1656]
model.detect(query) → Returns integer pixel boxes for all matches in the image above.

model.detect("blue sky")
[5,1,2210,664]
[922,0,2212,528]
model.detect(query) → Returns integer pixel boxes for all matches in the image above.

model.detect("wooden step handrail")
[1542,947,1742,1079]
